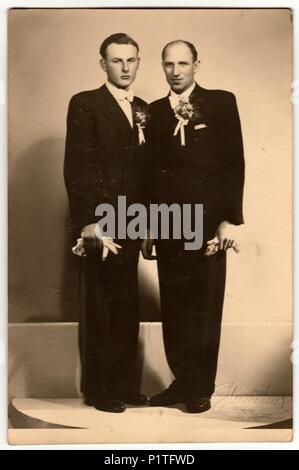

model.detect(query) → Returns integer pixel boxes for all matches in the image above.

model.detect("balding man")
[142,40,245,413]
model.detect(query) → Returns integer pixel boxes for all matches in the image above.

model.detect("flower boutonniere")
[133,105,150,145]
[173,98,202,146]
[174,100,194,121]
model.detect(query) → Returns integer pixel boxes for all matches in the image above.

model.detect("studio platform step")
[9,396,292,444]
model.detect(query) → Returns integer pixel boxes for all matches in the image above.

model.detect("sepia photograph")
[7,7,293,445]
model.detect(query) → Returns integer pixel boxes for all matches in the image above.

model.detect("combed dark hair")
[162,40,198,62]
[100,33,139,58]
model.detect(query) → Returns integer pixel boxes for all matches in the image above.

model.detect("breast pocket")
[193,123,211,143]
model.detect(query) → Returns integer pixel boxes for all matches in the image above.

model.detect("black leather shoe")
[120,394,148,406]
[184,398,211,414]
[149,386,183,407]
[84,396,126,413]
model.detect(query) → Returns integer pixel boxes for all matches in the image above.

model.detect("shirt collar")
[169,81,196,108]
[106,81,134,102]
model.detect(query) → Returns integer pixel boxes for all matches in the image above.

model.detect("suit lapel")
[160,96,178,137]
[100,85,133,146]
[131,98,140,145]
[189,84,206,124]
[160,84,206,147]
[189,83,205,102]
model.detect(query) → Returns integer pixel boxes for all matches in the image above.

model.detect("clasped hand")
[205,221,240,257]
[74,223,239,260]
[72,224,122,261]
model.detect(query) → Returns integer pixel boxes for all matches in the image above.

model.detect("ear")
[194,60,200,74]
[100,58,107,72]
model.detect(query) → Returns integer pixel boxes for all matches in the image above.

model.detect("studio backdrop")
[8,9,292,396]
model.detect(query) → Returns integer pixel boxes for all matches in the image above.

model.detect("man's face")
[100,43,140,89]
[162,43,198,94]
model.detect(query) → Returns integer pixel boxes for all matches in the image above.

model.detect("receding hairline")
[162,40,198,61]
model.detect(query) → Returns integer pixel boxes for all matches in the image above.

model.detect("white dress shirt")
[105,81,134,128]
[169,81,196,110]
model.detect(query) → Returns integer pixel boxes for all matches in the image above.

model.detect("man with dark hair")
[142,39,245,413]
[100,32,139,58]
[64,33,148,413]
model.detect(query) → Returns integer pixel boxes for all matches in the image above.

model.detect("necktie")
[169,93,188,110]
[117,89,134,128]
[119,89,134,103]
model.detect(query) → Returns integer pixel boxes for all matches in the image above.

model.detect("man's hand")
[141,231,156,260]
[205,221,240,257]
[80,224,122,261]
[215,221,240,252]
[81,223,97,239]
[101,237,122,261]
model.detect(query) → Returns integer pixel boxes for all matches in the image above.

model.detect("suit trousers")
[77,240,140,399]
[156,244,226,399]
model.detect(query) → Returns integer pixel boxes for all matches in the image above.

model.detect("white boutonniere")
[133,106,150,145]
[173,100,194,146]
[173,98,203,146]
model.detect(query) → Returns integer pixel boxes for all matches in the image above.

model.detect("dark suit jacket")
[64,84,147,239]
[148,83,245,243]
